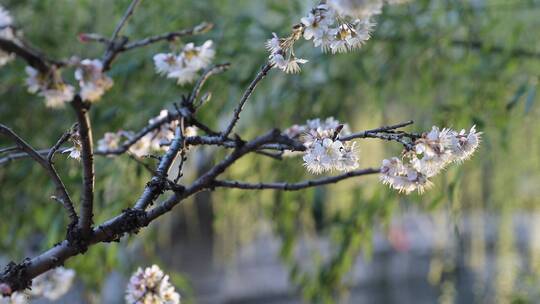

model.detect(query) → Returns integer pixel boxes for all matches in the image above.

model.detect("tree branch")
[212,168,381,191]
[221,63,273,138]
[121,22,214,51]
[0,124,78,223]
[71,97,95,238]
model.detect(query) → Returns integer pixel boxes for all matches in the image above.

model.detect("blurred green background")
[1,0,540,303]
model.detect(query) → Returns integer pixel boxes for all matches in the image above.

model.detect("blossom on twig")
[125,265,180,304]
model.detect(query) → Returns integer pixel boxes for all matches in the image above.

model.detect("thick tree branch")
[0,124,77,223]
[0,38,58,73]
[71,97,95,238]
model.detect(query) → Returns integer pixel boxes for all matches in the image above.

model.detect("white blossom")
[25,66,75,108]
[0,292,27,304]
[153,53,181,76]
[380,125,480,194]
[449,125,481,162]
[64,130,82,160]
[41,84,75,109]
[265,33,282,54]
[269,53,308,74]
[125,265,180,304]
[28,267,75,301]
[154,41,215,86]
[303,138,344,174]
[97,132,122,152]
[74,59,113,102]
[181,40,215,70]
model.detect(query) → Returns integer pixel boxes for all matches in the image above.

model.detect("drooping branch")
[212,168,381,191]
[0,124,78,223]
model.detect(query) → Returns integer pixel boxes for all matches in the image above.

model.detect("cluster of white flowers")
[25,67,75,108]
[0,267,75,303]
[97,110,197,157]
[25,58,113,108]
[153,40,215,85]
[74,59,113,102]
[125,265,181,304]
[265,0,406,73]
[381,125,481,194]
[285,117,358,174]
[0,5,15,66]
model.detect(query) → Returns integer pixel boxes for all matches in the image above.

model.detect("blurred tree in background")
[1,0,540,303]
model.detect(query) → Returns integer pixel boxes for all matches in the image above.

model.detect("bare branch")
[47,126,75,163]
[110,0,142,42]
[221,63,273,138]
[121,22,214,51]
[212,168,381,191]
[186,63,231,107]
[0,38,57,73]
[0,124,77,223]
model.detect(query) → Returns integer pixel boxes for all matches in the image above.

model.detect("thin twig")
[186,63,231,107]
[212,168,381,191]
[221,62,273,138]
[121,22,214,51]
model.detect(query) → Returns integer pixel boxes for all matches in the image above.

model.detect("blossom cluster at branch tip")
[97,109,198,157]
[266,0,408,73]
[285,117,358,173]
[381,125,481,194]
[25,66,75,108]
[0,267,75,303]
[125,265,181,304]
[153,40,215,85]
[74,59,113,102]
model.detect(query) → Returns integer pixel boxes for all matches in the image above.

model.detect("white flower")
[0,5,15,66]
[153,53,181,76]
[270,53,308,74]
[41,84,75,108]
[0,292,28,304]
[346,18,374,49]
[166,65,199,85]
[380,158,432,194]
[25,66,75,108]
[128,133,153,158]
[181,40,215,70]
[97,132,122,152]
[330,25,353,53]
[75,59,113,102]
[265,33,282,54]
[153,40,215,86]
[313,28,335,52]
[450,125,481,162]
[28,267,75,301]
[336,141,359,171]
[25,66,45,94]
[125,265,181,304]
[303,138,346,174]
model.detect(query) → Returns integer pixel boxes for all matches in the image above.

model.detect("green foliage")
[1,0,540,302]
